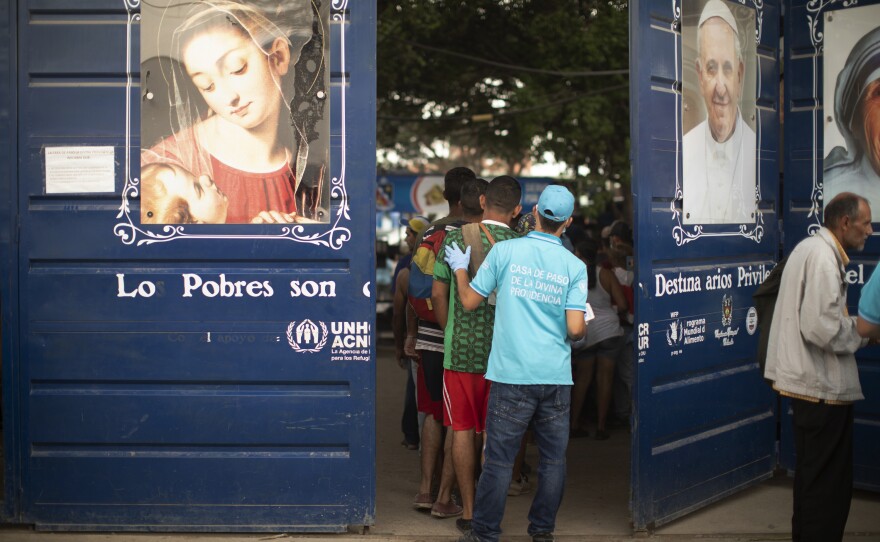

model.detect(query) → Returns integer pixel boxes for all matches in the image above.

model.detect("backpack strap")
[462,223,499,278]
[460,223,485,278]
[479,223,496,246]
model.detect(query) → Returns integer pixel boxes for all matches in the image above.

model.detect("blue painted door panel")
[0,0,20,522]
[630,0,781,530]
[12,0,377,531]
[782,0,880,492]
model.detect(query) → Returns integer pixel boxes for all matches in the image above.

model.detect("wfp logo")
[287,319,328,353]
[667,319,683,346]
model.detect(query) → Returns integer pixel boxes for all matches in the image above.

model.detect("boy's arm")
[404,302,419,359]
[432,235,453,330]
[565,262,588,341]
[392,268,410,366]
[857,316,880,341]
[566,309,587,341]
[858,269,880,341]
[431,280,451,330]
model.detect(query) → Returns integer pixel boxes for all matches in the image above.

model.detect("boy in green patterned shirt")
[432,176,523,532]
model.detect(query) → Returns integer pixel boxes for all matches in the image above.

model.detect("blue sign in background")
[376,174,555,214]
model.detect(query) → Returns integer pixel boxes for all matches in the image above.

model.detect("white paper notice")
[45,146,115,194]
[584,303,596,323]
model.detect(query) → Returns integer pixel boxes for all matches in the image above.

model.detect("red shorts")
[417,360,444,422]
[443,370,491,432]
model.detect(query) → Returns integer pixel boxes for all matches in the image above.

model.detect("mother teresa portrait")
[823,7,880,213]
[681,0,757,225]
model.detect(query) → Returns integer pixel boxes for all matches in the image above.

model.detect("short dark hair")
[461,178,488,215]
[537,211,566,233]
[443,166,476,204]
[610,220,632,243]
[824,192,867,228]
[485,176,522,213]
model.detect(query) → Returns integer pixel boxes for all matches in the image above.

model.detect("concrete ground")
[0,343,876,541]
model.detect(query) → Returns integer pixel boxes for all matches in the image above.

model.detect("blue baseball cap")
[537,185,574,223]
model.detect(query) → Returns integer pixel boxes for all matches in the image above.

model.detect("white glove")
[444,243,472,272]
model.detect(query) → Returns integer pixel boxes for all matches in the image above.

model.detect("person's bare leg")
[419,416,442,496]
[596,356,616,432]
[452,428,476,519]
[435,428,457,504]
[570,356,596,430]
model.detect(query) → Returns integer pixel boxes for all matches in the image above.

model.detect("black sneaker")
[458,530,482,542]
[507,474,532,496]
[456,517,472,533]
[532,533,555,542]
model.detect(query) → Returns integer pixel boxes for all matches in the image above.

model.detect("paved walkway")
[0,343,876,540]
[0,534,876,542]
[368,343,880,540]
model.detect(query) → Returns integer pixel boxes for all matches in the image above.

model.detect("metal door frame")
[0,0,21,522]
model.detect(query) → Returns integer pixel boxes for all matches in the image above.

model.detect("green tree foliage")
[377,0,630,188]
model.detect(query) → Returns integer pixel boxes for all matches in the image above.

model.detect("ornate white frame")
[116,0,352,248]
[804,0,861,236]
[670,0,766,245]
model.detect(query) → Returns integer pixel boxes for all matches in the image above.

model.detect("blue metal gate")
[1,0,377,531]
[630,0,781,529]
[782,0,880,491]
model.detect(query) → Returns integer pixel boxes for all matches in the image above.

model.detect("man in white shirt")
[764,193,872,541]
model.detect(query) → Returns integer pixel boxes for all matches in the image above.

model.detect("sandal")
[413,492,433,510]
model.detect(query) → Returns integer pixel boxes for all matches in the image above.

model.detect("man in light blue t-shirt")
[858,266,880,339]
[445,185,587,542]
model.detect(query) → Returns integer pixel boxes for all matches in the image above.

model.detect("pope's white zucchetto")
[698,0,739,36]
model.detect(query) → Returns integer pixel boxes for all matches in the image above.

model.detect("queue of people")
[389,164,878,542]
[390,167,635,542]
